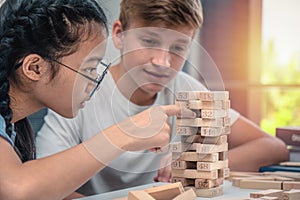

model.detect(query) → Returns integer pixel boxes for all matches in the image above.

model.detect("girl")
[0,0,186,199]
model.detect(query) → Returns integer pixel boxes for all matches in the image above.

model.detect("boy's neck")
[109,64,157,106]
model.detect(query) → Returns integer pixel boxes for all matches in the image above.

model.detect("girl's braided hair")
[0,0,108,162]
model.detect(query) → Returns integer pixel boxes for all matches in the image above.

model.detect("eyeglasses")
[52,59,111,98]
[15,58,111,98]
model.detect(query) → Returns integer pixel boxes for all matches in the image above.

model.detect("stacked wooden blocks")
[171,91,231,198]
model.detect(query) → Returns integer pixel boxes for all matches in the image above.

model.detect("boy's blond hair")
[119,0,203,31]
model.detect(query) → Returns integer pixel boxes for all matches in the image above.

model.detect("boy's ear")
[21,54,48,81]
[112,20,124,49]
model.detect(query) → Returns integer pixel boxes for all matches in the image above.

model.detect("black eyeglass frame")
[14,59,111,98]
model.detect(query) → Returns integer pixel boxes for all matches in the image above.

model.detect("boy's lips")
[143,69,169,78]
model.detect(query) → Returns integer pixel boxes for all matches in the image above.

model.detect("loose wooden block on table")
[280,161,300,167]
[283,181,300,190]
[143,182,184,200]
[239,180,282,190]
[249,189,283,198]
[282,189,300,200]
[185,185,223,198]
[128,191,155,200]
[172,188,196,200]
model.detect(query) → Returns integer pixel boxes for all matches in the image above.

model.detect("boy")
[36,0,288,196]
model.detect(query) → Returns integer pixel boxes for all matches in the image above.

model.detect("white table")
[76,180,260,200]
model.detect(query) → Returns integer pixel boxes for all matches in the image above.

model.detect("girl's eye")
[85,68,97,74]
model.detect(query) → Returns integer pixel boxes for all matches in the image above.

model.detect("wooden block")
[231,176,282,187]
[128,190,155,200]
[176,91,229,101]
[172,169,218,179]
[239,180,282,190]
[171,142,228,154]
[177,118,225,127]
[219,151,228,161]
[280,162,300,167]
[181,135,227,144]
[186,185,223,197]
[171,161,197,170]
[170,142,190,153]
[223,117,231,126]
[197,160,228,171]
[283,181,300,190]
[144,182,184,200]
[200,126,230,137]
[175,100,189,108]
[172,152,219,162]
[172,188,196,200]
[172,177,195,187]
[229,171,265,178]
[194,143,228,154]
[188,100,230,110]
[260,197,279,200]
[282,189,300,200]
[176,126,198,135]
[268,171,300,181]
[195,178,224,189]
[192,109,201,118]
[250,189,283,198]
[200,109,228,119]
[219,167,230,178]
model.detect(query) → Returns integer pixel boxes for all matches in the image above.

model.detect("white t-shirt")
[36,71,239,195]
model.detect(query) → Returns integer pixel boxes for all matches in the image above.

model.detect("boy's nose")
[151,49,171,68]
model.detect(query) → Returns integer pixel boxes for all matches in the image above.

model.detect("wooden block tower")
[171,91,231,198]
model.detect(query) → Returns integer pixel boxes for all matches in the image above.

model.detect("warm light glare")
[262,0,300,65]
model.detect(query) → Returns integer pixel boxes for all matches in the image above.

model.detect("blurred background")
[101,0,300,136]
[30,0,300,136]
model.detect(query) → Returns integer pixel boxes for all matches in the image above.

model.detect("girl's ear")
[112,20,124,50]
[21,54,48,81]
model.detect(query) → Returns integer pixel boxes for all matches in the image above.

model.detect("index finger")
[161,104,196,119]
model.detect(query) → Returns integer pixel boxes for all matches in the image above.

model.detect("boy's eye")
[170,45,188,55]
[141,38,159,46]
